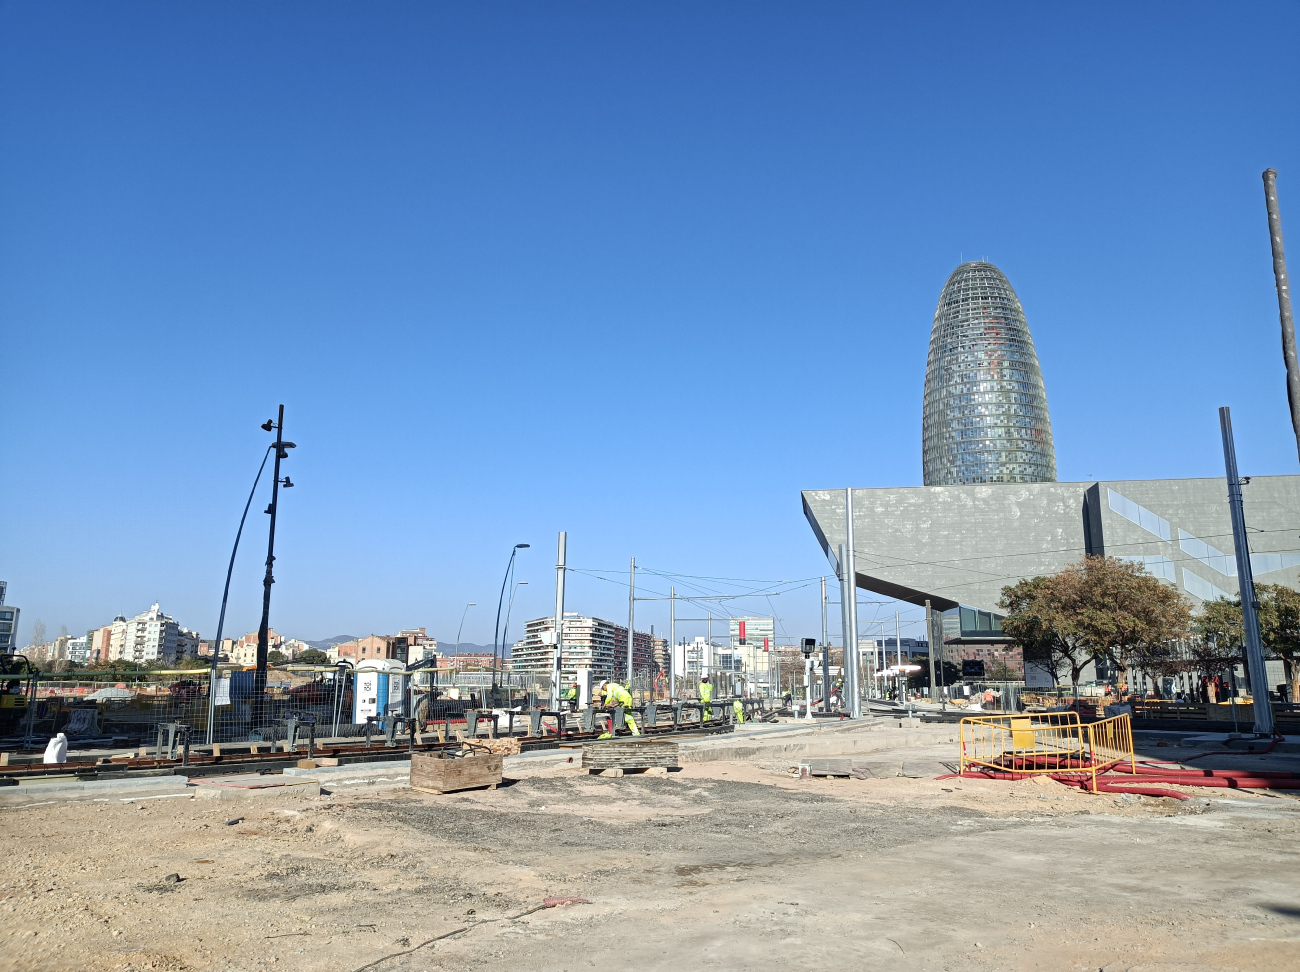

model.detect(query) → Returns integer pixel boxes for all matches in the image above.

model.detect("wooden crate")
[410,751,503,794]
[582,740,679,770]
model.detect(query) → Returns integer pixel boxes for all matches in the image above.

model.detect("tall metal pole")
[895,610,903,702]
[255,405,287,725]
[551,532,566,707]
[206,445,273,745]
[843,489,862,718]
[626,556,636,684]
[1263,169,1300,463]
[1219,407,1275,735]
[925,600,937,706]
[669,586,676,702]
[837,544,849,713]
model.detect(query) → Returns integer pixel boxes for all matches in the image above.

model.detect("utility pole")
[925,600,937,706]
[842,487,862,718]
[626,556,636,684]
[669,586,676,702]
[1219,407,1275,736]
[551,532,566,707]
[1263,169,1300,463]
[255,405,293,726]
[894,610,902,701]
[819,576,828,713]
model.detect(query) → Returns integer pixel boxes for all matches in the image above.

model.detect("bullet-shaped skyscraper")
[921,262,1056,486]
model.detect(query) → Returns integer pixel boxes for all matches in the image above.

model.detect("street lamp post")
[205,443,274,746]
[254,405,295,727]
[492,544,529,693]
[500,581,528,692]
[454,603,476,654]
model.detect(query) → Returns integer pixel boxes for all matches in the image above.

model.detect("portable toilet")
[352,658,408,727]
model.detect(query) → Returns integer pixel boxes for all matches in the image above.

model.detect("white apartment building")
[0,581,19,655]
[107,604,199,665]
[512,614,655,681]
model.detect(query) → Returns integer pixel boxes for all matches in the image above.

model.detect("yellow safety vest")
[699,683,713,703]
[606,683,633,708]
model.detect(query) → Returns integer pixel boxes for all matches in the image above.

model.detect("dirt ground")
[4,739,1300,972]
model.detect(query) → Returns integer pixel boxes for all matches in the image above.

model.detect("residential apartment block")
[0,582,19,655]
[511,614,656,681]
[96,604,200,666]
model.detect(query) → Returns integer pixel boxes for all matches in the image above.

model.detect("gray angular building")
[802,477,1300,655]
[922,262,1056,485]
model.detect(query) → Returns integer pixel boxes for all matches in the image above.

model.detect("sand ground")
[3,733,1300,972]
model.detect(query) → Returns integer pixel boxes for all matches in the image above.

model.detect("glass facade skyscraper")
[922,262,1056,486]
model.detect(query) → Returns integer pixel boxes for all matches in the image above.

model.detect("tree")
[30,619,46,649]
[1001,557,1192,697]
[1206,584,1300,701]
[1258,584,1300,701]
[1059,556,1192,694]
[267,650,288,666]
[1000,574,1090,693]
[296,648,331,665]
[1193,596,1244,684]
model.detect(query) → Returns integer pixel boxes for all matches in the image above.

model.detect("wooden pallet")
[581,740,679,770]
[410,751,503,794]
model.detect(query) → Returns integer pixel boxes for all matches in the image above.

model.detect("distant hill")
[305,635,358,650]
[443,642,496,655]
[303,636,498,655]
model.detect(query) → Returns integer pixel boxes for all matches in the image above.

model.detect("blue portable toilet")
[352,659,408,727]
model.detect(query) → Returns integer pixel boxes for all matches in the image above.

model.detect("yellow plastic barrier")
[959,712,1135,790]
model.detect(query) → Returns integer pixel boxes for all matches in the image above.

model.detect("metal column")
[551,532,566,707]
[1219,406,1275,735]
[843,488,862,718]
[669,586,676,702]
[626,557,636,684]
[1263,169,1300,463]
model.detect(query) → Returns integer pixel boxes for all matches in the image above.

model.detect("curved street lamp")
[492,544,529,690]
[205,443,274,745]
[454,603,476,654]
[500,581,529,684]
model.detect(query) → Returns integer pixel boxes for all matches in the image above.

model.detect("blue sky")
[3,2,1299,650]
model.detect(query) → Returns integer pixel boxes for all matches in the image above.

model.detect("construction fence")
[959,711,1136,790]
[0,667,544,749]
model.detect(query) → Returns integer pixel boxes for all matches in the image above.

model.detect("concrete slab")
[0,773,190,808]
[190,774,321,801]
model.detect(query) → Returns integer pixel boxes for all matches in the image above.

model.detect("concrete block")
[191,776,321,801]
[592,768,624,777]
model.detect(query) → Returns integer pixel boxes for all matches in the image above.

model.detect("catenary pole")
[626,557,636,684]
[1263,170,1300,463]
[925,600,937,706]
[895,610,903,702]
[1219,407,1275,735]
[843,489,862,717]
[669,586,676,702]
[551,532,566,707]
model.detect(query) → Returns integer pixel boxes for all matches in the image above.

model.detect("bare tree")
[31,619,46,650]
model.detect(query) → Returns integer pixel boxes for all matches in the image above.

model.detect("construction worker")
[698,676,713,722]
[596,679,640,737]
[564,681,579,710]
[733,697,745,724]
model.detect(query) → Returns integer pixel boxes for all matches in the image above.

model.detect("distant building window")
[1107,488,1171,541]
[1121,555,1176,583]
[1178,529,1236,576]
[1251,552,1300,575]
[1182,568,1233,603]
